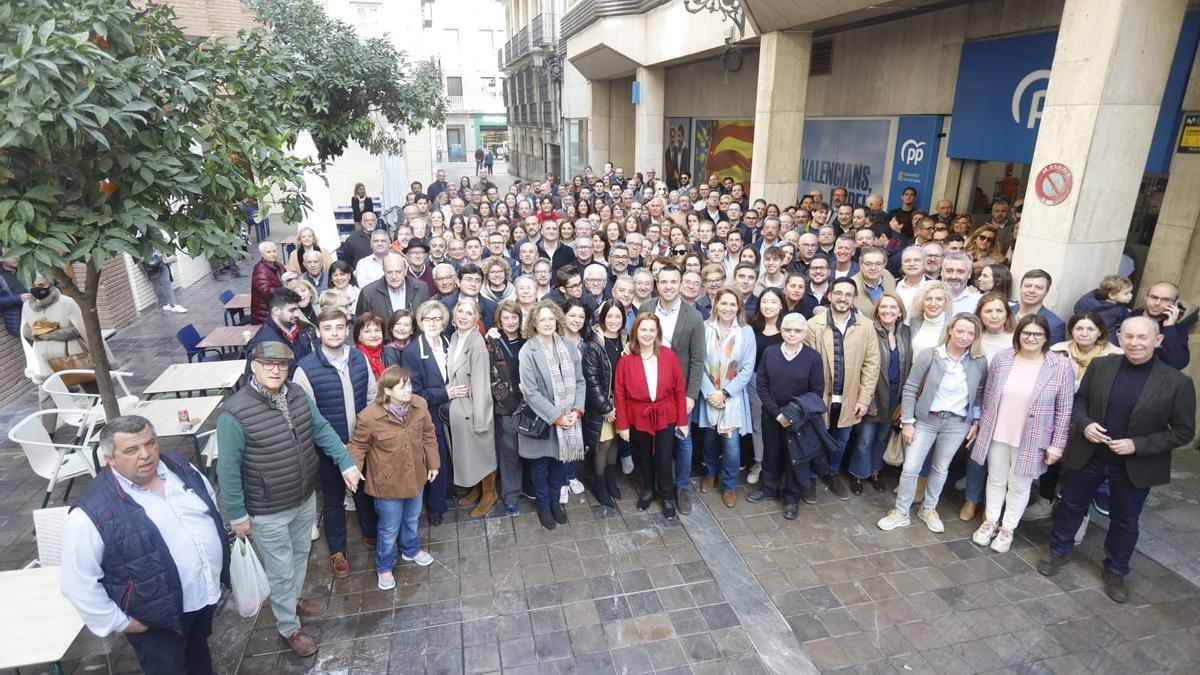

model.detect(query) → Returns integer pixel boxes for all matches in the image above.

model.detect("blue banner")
[797,118,891,207]
[888,115,943,212]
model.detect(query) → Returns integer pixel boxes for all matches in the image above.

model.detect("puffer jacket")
[250,259,285,325]
[780,392,839,465]
[581,327,622,451]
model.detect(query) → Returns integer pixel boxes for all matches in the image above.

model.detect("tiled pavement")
[3,261,1200,673]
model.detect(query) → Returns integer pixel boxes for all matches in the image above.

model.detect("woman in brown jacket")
[348,366,440,590]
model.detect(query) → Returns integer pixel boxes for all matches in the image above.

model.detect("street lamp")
[530,43,561,83]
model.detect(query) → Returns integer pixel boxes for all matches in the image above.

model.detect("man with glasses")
[806,257,831,306]
[219,341,363,657]
[244,288,314,382]
[921,241,944,280]
[443,263,498,330]
[850,247,896,319]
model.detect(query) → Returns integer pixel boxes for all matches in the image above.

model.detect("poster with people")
[663,117,692,190]
[692,119,754,191]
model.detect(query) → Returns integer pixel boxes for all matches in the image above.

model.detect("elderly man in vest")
[217,341,362,657]
[293,309,377,580]
[61,416,229,674]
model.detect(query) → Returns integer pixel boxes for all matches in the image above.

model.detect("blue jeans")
[1048,456,1150,576]
[674,427,694,491]
[848,420,889,479]
[701,428,741,491]
[374,496,424,572]
[894,415,972,516]
[827,404,854,472]
[530,456,566,511]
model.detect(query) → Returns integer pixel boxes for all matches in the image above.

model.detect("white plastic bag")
[230,537,271,617]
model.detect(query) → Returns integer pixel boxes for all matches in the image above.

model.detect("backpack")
[139,253,164,276]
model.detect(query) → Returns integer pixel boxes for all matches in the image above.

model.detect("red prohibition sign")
[1035,163,1073,206]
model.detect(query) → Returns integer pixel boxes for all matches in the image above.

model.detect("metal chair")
[41,370,138,439]
[8,410,99,509]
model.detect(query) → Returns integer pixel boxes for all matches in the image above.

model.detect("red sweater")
[614,347,688,433]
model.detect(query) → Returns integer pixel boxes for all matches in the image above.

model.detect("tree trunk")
[53,258,121,419]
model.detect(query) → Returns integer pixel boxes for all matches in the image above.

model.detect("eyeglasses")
[434,275,455,282]
[978,235,995,243]
[1020,331,1046,340]
[781,328,804,334]
[255,360,288,372]
[671,248,688,255]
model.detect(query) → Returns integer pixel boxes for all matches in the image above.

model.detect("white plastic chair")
[197,429,218,476]
[41,370,138,438]
[8,410,99,509]
[29,507,70,568]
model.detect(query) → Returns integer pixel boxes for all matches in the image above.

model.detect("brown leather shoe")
[958,500,977,521]
[330,552,350,579]
[296,598,326,619]
[363,537,377,549]
[722,491,736,508]
[700,476,716,493]
[286,629,318,657]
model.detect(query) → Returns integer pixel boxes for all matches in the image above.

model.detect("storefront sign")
[797,118,891,207]
[1034,163,1072,206]
[888,115,943,212]
[1179,114,1200,154]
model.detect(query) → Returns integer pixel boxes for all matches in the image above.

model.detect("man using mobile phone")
[1131,281,1190,369]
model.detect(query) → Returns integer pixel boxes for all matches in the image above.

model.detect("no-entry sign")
[1034,163,1072,206]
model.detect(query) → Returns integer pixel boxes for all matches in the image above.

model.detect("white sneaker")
[991,527,1014,553]
[621,455,634,475]
[402,550,434,566]
[1021,497,1054,521]
[171,305,188,313]
[917,508,945,533]
[559,485,570,504]
[569,478,585,495]
[972,520,998,546]
[1074,514,1089,545]
[377,572,396,590]
[162,305,173,312]
[877,510,910,531]
[344,494,356,511]
[311,522,320,541]
[954,477,966,491]
[747,463,762,485]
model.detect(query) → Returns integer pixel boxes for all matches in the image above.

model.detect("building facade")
[498,0,564,181]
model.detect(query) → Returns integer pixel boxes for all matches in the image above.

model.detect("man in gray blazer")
[1038,316,1195,603]
[639,264,705,515]
[355,253,431,318]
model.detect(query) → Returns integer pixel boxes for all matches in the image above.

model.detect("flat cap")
[249,341,294,361]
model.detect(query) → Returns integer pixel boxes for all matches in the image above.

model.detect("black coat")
[780,392,839,465]
[581,328,621,452]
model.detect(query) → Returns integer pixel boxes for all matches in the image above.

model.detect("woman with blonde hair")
[964,225,1002,268]
[348,366,440,588]
[285,277,319,325]
[286,226,332,274]
[909,281,953,357]
[446,298,499,518]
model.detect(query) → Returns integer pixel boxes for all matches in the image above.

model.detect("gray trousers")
[250,493,317,637]
[148,271,178,307]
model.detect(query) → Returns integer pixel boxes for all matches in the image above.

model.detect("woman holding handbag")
[851,292,912,493]
[347,366,440,590]
[614,313,689,520]
[581,300,628,508]
[518,300,586,530]
[485,301,527,516]
[21,273,117,394]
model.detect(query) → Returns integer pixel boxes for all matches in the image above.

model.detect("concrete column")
[633,66,665,179]
[749,31,811,207]
[588,80,611,170]
[1011,0,1188,315]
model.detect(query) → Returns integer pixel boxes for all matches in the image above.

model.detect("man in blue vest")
[61,416,229,674]
[293,309,378,580]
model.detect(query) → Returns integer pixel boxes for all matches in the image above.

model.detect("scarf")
[1067,340,1107,377]
[536,334,584,462]
[703,321,744,434]
[250,379,293,430]
[358,342,385,378]
[384,401,411,426]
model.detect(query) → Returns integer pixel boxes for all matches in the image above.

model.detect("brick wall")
[161,0,259,39]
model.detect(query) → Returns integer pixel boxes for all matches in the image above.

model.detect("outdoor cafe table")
[197,324,259,357]
[143,360,247,397]
[223,292,251,311]
[128,395,225,467]
[0,566,84,672]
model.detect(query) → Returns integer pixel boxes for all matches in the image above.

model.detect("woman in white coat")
[447,298,498,518]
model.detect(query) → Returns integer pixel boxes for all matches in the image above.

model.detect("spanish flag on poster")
[694,119,754,189]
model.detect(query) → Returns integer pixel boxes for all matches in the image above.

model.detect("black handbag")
[514,403,550,440]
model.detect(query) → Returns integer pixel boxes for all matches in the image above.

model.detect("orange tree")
[0,0,311,417]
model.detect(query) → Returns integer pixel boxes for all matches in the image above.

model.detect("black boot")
[537,509,557,530]
[637,491,654,511]
[550,502,569,524]
[605,465,622,499]
[592,471,615,508]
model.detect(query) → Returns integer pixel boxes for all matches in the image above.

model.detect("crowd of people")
[44,162,1197,667]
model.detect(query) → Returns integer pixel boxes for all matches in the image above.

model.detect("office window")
[447,77,463,96]
[349,2,381,37]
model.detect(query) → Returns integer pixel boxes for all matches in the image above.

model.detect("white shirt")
[292,345,377,438]
[654,300,681,349]
[928,345,970,417]
[354,255,386,287]
[642,356,658,401]
[60,463,224,637]
[895,277,929,322]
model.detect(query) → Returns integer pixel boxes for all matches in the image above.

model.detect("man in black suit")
[355,253,431,319]
[1037,316,1195,603]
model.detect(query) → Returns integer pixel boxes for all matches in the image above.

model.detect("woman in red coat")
[250,241,286,325]
[614,312,689,520]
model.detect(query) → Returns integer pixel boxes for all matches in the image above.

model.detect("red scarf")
[357,343,384,378]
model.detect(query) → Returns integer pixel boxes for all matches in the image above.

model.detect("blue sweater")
[756,344,825,419]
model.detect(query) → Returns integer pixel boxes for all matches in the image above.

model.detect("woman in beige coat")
[447,297,498,517]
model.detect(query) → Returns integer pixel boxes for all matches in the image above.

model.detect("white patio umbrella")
[292,130,340,253]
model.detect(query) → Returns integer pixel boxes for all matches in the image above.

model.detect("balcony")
[500,13,559,71]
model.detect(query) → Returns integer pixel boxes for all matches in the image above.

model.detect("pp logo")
[1012,69,1052,130]
[900,139,926,166]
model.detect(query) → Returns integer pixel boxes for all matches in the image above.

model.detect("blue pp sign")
[888,115,943,212]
